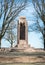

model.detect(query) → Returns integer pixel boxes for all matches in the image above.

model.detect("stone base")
[0,47,45,63]
[16,40,29,49]
[0,51,45,63]
[0,56,45,63]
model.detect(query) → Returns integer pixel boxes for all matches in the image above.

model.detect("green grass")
[0,63,45,65]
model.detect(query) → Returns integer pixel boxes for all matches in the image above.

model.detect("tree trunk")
[11,44,12,47]
[11,41,13,48]
[43,27,45,50]
[43,20,45,50]
[0,39,1,49]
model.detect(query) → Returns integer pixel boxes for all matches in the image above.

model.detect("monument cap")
[19,16,26,19]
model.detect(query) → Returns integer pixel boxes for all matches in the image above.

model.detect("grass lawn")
[0,63,45,65]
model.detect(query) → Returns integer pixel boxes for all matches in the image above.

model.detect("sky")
[0,1,44,48]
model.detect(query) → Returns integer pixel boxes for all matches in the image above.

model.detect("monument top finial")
[19,16,26,23]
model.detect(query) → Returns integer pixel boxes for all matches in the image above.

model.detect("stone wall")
[0,56,45,63]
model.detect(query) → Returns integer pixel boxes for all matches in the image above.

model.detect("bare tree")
[0,0,28,48]
[32,0,45,50]
[4,30,16,47]
[4,21,17,47]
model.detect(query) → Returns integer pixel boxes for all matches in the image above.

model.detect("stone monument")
[17,16,29,48]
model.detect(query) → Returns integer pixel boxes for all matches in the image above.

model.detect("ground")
[0,51,45,64]
[0,63,45,65]
[0,48,45,64]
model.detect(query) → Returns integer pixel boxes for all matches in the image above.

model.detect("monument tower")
[17,16,28,48]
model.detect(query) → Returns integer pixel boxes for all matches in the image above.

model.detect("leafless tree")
[0,0,28,48]
[32,0,45,50]
[4,21,17,47]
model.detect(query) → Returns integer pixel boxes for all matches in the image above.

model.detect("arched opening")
[20,23,25,40]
